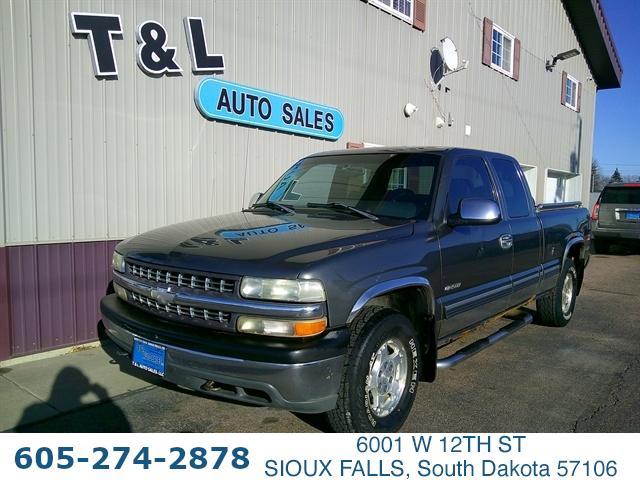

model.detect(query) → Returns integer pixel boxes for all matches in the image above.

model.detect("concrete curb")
[0,342,101,368]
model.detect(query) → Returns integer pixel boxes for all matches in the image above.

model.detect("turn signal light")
[293,319,328,337]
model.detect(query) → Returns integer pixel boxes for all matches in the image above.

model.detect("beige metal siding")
[0,0,598,246]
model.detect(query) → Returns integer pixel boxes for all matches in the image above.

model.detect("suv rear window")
[600,186,640,204]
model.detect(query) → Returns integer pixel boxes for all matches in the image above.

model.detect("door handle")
[499,234,513,250]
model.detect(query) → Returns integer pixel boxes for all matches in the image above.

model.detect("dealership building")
[0,0,622,360]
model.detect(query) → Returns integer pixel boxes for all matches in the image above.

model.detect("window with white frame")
[490,24,514,76]
[544,170,581,203]
[369,0,413,23]
[564,74,578,110]
[388,168,407,190]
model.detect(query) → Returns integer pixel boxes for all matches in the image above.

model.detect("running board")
[436,309,534,369]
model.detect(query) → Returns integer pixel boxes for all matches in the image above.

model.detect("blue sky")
[593,0,640,180]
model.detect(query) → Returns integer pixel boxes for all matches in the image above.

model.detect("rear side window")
[600,187,640,204]
[491,158,531,218]
[447,157,495,215]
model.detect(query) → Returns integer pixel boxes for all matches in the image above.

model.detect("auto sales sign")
[195,79,344,141]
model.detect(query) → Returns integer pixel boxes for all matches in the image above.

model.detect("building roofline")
[562,0,623,89]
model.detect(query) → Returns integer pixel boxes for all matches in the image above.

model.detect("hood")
[117,211,414,277]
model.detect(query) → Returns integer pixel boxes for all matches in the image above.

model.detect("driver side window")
[448,157,496,215]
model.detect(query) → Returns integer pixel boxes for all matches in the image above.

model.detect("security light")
[546,49,581,71]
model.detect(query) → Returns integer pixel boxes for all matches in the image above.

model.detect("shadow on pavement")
[15,367,132,432]
[292,412,332,432]
[591,242,640,256]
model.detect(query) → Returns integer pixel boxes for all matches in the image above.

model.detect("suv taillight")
[591,201,600,221]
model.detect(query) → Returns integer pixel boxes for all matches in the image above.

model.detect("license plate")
[132,337,166,376]
[625,212,640,220]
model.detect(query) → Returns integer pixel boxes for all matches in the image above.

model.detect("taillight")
[591,201,600,221]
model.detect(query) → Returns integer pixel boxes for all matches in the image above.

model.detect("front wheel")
[325,307,421,432]
[535,258,578,327]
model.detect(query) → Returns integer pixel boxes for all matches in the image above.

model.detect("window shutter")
[346,142,364,149]
[561,71,567,105]
[413,0,427,32]
[512,38,521,80]
[577,82,582,112]
[482,18,493,66]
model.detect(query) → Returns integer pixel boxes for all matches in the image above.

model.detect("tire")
[325,306,421,432]
[593,238,610,254]
[535,258,578,327]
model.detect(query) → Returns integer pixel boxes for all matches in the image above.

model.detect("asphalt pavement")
[3,248,639,433]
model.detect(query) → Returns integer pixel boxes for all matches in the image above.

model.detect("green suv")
[592,183,640,252]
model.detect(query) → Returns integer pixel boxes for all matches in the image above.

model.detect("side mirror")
[449,198,501,226]
[248,192,263,207]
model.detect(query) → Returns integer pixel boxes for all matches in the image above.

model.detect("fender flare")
[563,234,585,268]
[563,234,586,295]
[346,276,435,323]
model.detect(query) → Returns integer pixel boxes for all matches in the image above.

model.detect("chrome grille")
[129,290,231,324]
[127,262,235,294]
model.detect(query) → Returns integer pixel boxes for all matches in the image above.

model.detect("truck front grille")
[129,290,232,326]
[127,262,235,294]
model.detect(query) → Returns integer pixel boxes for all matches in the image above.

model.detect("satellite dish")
[441,37,459,71]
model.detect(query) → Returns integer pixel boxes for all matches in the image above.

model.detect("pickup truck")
[101,147,591,432]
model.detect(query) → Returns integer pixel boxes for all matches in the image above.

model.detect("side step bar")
[436,309,534,369]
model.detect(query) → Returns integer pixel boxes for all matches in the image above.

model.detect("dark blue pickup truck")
[101,147,591,432]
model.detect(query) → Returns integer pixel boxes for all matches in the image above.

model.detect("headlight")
[112,251,126,273]
[237,315,327,337]
[240,277,325,302]
[113,282,128,301]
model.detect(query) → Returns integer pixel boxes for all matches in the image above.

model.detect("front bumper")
[593,225,640,241]
[100,294,347,413]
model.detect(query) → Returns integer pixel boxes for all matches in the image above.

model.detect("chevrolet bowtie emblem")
[149,287,176,305]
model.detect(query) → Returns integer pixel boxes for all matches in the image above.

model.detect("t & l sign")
[70,13,224,77]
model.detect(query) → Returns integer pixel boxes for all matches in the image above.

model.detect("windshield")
[256,153,440,219]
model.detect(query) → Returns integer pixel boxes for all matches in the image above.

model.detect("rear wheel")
[535,258,578,327]
[325,307,420,432]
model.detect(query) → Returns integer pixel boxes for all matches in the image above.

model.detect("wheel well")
[362,286,437,382]
[567,242,585,295]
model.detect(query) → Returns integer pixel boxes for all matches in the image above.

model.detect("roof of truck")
[307,146,510,158]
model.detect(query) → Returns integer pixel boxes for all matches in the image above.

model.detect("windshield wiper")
[306,202,379,220]
[244,201,296,214]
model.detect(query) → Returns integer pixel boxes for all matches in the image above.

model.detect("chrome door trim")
[443,282,512,318]
[512,266,541,288]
